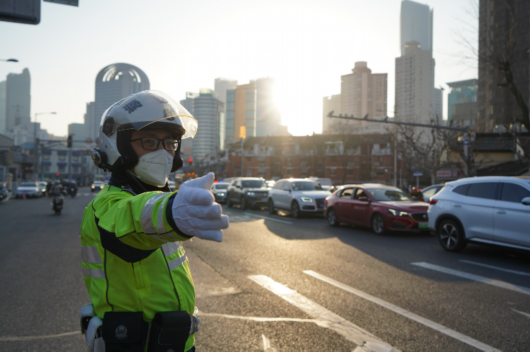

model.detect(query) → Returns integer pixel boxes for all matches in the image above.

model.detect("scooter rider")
[80,91,229,352]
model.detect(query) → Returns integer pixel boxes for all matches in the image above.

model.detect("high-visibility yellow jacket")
[80,179,195,352]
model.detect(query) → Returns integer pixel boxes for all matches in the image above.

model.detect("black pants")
[188,347,195,352]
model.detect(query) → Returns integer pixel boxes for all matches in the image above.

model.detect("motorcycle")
[68,187,77,198]
[53,196,63,215]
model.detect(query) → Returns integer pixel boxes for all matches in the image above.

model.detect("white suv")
[268,178,331,218]
[428,176,530,252]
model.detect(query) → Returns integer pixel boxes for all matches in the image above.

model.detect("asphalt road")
[0,188,529,351]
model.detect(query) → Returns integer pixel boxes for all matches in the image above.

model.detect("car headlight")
[92,186,95,188]
[217,192,226,196]
[388,208,409,216]
[246,191,256,196]
[301,197,313,202]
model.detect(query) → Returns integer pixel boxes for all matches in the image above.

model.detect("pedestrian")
[80,91,229,352]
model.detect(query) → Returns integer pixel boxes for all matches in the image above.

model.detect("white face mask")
[133,149,173,187]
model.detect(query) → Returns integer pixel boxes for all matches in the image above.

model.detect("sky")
[0,0,477,137]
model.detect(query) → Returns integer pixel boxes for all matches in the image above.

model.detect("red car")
[324,184,429,234]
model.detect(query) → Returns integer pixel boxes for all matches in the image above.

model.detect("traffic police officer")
[80,91,228,352]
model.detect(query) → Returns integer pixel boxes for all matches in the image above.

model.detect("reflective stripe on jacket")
[80,182,195,351]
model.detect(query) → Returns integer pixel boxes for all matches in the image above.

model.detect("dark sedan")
[324,184,429,234]
[226,178,269,210]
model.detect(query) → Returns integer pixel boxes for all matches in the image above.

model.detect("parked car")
[38,181,47,194]
[266,180,276,188]
[421,184,444,203]
[211,182,229,204]
[226,177,269,210]
[16,182,42,198]
[325,184,429,234]
[268,178,330,218]
[0,183,10,202]
[428,176,530,252]
[91,181,105,192]
[168,181,176,192]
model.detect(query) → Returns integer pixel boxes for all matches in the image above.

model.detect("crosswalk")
[246,260,530,352]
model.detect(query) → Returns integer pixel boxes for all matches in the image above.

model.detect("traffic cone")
[22,192,26,200]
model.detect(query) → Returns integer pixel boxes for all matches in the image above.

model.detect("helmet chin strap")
[125,170,147,193]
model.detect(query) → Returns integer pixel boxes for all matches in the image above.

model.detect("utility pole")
[67,134,73,182]
[240,138,245,177]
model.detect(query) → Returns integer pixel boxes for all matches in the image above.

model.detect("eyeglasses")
[131,137,180,151]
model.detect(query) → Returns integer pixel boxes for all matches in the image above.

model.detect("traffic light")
[67,135,73,148]
[189,158,193,166]
[56,173,60,177]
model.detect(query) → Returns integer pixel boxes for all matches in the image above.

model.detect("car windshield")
[20,183,37,187]
[291,181,323,191]
[366,188,413,201]
[242,180,268,188]
[214,184,229,190]
[93,182,103,185]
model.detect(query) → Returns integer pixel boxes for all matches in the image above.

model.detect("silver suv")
[268,178,330,218]
[428,176,530,252]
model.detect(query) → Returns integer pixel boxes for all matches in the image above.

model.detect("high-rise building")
[6,68,31,132]
[433,87,443,120]
[214,78,237,124]
[447,79,478,128]
[322,94,341,134]
[68,123,87,149]
[477,0,530,132]
[340,62,387,120]
[225,83,257,146]
[254,77,283,137]
[180,90,224,161]
[400,0,433,55]
[94,63,150,142]
[0,81,6,135]
[395,41,435,123]
[84,102,95,143]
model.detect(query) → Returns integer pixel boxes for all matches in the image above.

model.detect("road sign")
[413,170,423,177]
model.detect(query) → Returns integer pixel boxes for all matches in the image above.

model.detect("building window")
[330,156,336,162]
[43,154,50,161]
[42,164,50,172]
[58,165,66,173]
[330,168,336,177]
[73,167,79,174]
[246,157,252,162]
[73,155,80,162]
[58,154,66,161]
[246,170,253,177]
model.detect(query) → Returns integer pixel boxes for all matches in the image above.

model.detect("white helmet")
[91,90,197,172]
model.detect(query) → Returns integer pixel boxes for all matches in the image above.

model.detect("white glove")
[172,172,229,242]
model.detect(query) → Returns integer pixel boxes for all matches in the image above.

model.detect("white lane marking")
[511,309,530,320]
[304,270,501,352]
[245,212,293,224]
[459,260,530,277]
[201,312,325,323]
[0,331,79,341]
[248,275,398,352]
[412,262,530,296]
[262,334,277,351]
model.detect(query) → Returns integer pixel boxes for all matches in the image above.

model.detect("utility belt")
[80,304,199,352]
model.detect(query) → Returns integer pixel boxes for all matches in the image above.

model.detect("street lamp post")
[33,112,56,180]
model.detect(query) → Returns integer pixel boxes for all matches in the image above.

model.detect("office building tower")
[84,102,95,143]
[225,83,257,146]
[447,79,478,128]
[94,63,150,142]
[214,77,237,120]
[477,0,530,132]
[322,94,341,134]
[0,81,6,134]
[395,41,435,123]
[400,0,433,55]
[434,87,443,120]
[341,62,387,120]
[180,90,224,161]
[6,68,31,132]
[68,123,87,149]
[254,77,282,137]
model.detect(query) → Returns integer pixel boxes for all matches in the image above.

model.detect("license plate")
[418,223,428,229]
[261,197,267,201]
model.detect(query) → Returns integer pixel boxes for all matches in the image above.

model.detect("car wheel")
[268,199,276,214]
[437,219,467,252]
[227,196,233,208]
[371,213,386,235]
[327,208,339,227]
[291,201,301,218]
[241,196,247,211]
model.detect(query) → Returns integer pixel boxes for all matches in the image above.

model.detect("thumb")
[184,172,215,190]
